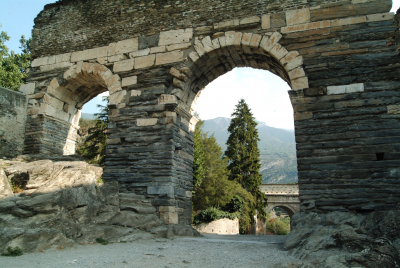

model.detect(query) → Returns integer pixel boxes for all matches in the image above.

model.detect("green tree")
[193,121,238,210]
[77,97,109,166]
[0,25,31,91]
[192,117,254,232]
[225,99,268,225]
[193,118,206,194]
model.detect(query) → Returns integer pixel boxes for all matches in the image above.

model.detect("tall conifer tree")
[225,99,268,223]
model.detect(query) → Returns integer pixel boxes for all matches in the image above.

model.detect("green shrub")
[266,217,290,235]
[95,238,109,245]
[1,247,23,257]
[193,207,239,225]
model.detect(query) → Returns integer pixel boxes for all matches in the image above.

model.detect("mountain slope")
[202,117,298,184]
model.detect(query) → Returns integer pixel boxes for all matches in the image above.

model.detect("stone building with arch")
[19,0,400,236]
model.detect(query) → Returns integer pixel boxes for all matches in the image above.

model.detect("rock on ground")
[0,155,185,254]
[272,210,400,268]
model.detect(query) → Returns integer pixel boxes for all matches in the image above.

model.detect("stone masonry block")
[241,33,252,47]
[331,16,366,27]
[71,46,108,62]
[281,20,330,34]
[31,56,53,67]
[105,74,121,87]
[286,8,311,26]
[225,31,235,47]
[109,90,127,105]
[234,32,243,50]
[214,20,234,30]
[131,90,141,97]
[43,94,64,110]
[159,94,178,105]
[262,15,271,29]
[108,54,128,63]
[38,103,69,122]
[155,50,183,65]
[202,36,214,53]
[291,77,309,90]
[129,48,150,58]
[147,186,174,196]
[54,53,71,64]
[294,111,313,121]
[327,83,364,95]
[260,32,282,52]
[366,13,394,22]
[19,83,36,95]
[108,38,139,56]
[249,34,262,49]
[151,46,166,53]
[159,206,176,213]
[240,16,260,25]
[288,67,306,80]
[387,105,400,114]
[170,67,186,80]
[167,43,192,51]
[122,76,137,87]
[109,81,122,95]
[113,58,135,73]
[281,51,300,65]
[194,38,206,57]
[285,56,304,71]
[269,44,287,60]
[40,62,73,72]
[159,28,193,46]
[160,211,179,224]
[134,54,155,69]
[137,118,158,126]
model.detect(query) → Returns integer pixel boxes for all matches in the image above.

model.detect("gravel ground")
[0,235,296,268]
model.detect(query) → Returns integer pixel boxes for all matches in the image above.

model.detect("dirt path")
[0,235,295,268]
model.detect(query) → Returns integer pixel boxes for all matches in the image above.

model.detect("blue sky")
[2,0,399,129]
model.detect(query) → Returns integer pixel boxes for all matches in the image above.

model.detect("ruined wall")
[0,87,27,158]
[31,0,392,58]
[24,0,400,230]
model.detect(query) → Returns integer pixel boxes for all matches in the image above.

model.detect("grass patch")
[1,247,23,257]
[95,238,109,245]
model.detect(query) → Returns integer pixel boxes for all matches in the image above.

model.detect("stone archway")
[23,62,122,155]
[172,31,308,122]
[22,0,400,235]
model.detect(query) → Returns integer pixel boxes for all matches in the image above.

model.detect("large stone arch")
[23,62,121,155]
[174,31,307,119]
[21,0,399,234]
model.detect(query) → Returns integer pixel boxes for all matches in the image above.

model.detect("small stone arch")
[24,62,122,155]
[266,204,298,219]
[166,31,308,121]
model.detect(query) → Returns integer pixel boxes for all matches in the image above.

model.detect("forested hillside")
[202,117,298,184]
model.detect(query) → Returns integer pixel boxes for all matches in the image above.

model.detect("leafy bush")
[1,247,23,257]
[266,216,290,235]
[193,207,239,225]
[95,238,109,245]
[223,195,244,213]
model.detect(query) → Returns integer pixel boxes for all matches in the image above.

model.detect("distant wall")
[193,218,239,235]
[0,87,27,158]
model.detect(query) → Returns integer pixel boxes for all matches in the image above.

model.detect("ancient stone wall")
[31,0,393,58]
[0,87,27,158]
[24,0,400,231]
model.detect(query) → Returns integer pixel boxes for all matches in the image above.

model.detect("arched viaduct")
[260,184,300,219]
[20,0,400,231]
